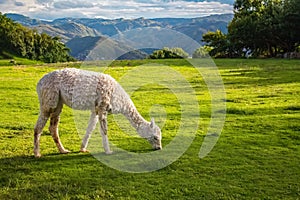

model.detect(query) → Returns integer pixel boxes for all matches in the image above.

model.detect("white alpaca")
[34,68,162,158]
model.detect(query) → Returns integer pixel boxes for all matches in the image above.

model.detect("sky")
[0,0,234,20]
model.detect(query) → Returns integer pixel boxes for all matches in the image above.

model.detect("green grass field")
[0,59,299,199]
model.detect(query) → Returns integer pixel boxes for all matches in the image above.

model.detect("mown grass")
[0,59,299,199]
[0,57,43,66]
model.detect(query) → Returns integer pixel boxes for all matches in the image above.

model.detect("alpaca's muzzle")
[155,146,162,150]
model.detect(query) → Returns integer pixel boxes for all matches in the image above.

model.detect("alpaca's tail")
[36,71,60,111]
[36,77,44,108]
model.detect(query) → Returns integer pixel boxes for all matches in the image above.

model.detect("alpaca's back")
[37,68,117,111]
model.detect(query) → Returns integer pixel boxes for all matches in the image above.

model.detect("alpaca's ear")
[150,118,155,128]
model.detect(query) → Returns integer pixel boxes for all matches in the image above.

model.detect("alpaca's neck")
[122,102,148,132]
[111,84,149,135]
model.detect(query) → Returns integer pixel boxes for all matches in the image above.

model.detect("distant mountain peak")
[6,13,233,60]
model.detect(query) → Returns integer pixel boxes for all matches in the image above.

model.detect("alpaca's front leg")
[99,113,112,154]
[80,111,98,152]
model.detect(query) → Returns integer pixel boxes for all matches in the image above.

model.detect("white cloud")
[53,0,94,9]
[1,0,233,20]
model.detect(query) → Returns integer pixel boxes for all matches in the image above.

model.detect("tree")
[202,30,236,58]
[192,46,211,58]
[149,47,189,59]
[228,0,263,56]
[0,13,74,62]
[227,0,300,57]
[280,0,300,52]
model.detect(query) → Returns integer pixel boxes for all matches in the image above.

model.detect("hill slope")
[66,36,148,60]
[6,13,233,60]
[7,13,233,42]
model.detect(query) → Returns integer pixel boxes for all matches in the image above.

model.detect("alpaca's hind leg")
[49,102,70,154]
[49,115,70,154]
[80,111,98,153]
[99,112,112,154]
[34,112,50,157]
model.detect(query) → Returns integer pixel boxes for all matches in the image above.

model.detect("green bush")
[149,47,189,59]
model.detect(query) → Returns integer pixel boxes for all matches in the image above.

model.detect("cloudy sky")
[0,0,234,20]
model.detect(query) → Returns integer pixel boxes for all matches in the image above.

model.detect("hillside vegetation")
[0,13,74,63]
[0,59,299,199]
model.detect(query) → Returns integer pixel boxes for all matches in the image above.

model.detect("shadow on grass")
[0,153,120,199]
[0,152,118,199]
[0,152,99,183]
[220,60,300,87]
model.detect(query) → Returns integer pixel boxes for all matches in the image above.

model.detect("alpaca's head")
[140,118,162,150]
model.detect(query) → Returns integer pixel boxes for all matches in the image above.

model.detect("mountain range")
[6,13,233,60]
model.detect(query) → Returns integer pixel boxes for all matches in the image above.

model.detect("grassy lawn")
[0,59,299,199]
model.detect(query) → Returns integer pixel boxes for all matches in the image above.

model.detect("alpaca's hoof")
[80,148,90,153]
[60,149,71,154]
[105,151,113,155]
[35,153,42,158]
